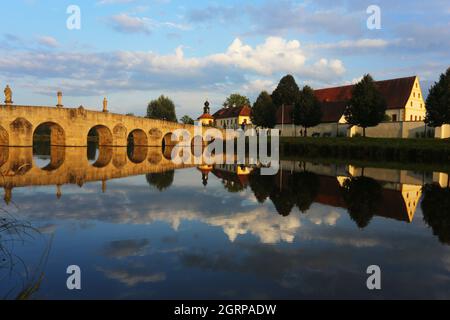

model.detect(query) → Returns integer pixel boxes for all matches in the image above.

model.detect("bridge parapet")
[0,104,219,147]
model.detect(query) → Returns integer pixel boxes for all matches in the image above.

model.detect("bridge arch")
[91,146,113,168]
[0,125,8,146]
[128,129,148,146]
[35,146,65,172]
[162,132,175,149]
[127,146,148,164]
[33,122,65,146]
[88,125,113,146]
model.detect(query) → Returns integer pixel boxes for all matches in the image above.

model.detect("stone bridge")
[0,104,220,147]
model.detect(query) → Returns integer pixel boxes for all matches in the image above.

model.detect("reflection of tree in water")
[421,184,450,245]
[1,209,51,300]
[293,171,320,213]
[269,189,296,217]
[342,176,382,229]
[146,171,175,192]
[248,168,320,217]
[249,169,274,203]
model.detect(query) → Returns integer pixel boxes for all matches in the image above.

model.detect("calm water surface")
[1,145,450,299]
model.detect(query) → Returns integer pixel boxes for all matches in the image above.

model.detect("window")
[419,93,421,99]
[410,115,413,121]
[411,101,413,107]
[415,116,417,121]
[392,115,397,122]
[413,92,416,98]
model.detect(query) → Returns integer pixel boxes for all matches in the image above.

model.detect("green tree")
[146,95,177,122]
[425,67,450,127]
[293,86,323,136]
[271,74,300,108]
[342,176,382,229]
[421,184,450,245]
[251,91,277,128]
[146,171,175,192]
[180,115,195,125]
[344,74,387,137]
[223,93,250,108]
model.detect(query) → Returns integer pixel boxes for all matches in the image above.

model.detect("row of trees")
[252,67,450,137]
[144,67,449,135]
[251,74,388,137]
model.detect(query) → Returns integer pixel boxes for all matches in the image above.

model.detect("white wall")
[276,122,447,139]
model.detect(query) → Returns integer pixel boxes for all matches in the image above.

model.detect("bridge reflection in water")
[1,144,449,230]
[0,144,195,203]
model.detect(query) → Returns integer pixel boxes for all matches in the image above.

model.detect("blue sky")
[1,0,449,118]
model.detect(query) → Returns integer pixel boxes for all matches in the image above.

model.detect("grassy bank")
[281,137,450,164]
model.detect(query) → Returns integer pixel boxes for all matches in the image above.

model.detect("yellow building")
[213,105,252,129]
[314,75,426,122]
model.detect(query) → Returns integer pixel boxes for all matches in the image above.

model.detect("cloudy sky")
[1,0,449,118]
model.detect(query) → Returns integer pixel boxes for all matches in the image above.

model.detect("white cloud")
[0,36,346,96]
[36,36,59,48]
[108,13,152,34]
[241,79,276,95]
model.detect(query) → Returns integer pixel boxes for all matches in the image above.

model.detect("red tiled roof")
[276,76,417,124]
[213,105,252,119]
[198,113,214,120]
[315,76,416,110]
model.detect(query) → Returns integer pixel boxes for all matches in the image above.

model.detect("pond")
[0,144,449,299]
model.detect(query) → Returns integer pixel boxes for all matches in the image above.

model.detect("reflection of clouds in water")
[11,180,355,245]
[306,204,341,226]
[11,183,307,244]
[206,208,300,243]
[101,239,150,259]
[97,267,166,287]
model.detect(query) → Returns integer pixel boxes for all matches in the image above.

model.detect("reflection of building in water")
[197,164,213,186]
[212,164,253,190]
[280,161,446,223]
[276,171,418,223]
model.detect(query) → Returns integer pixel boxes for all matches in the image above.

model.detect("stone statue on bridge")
[4,85,13,104]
